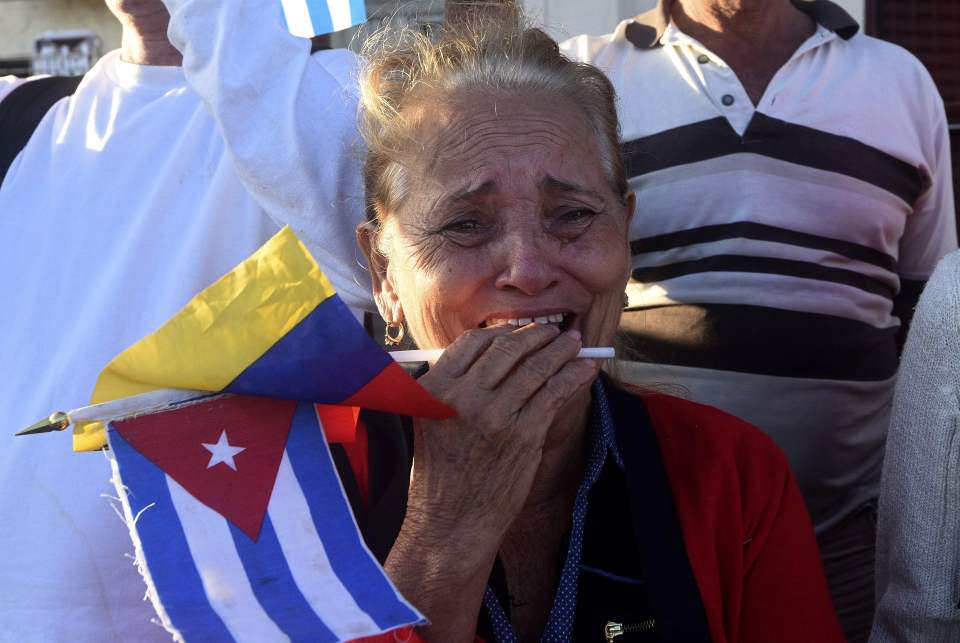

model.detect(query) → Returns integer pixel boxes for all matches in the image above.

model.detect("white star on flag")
[202,430,246,471]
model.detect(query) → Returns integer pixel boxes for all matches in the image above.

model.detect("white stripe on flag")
[268,451,380,639]
[326,0,353,32]
[280,0,315,38]
[167,476,290,643]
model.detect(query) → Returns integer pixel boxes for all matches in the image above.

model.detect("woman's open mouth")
[479,312,574,332]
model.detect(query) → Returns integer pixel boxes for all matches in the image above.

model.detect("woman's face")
[365,93,633,350]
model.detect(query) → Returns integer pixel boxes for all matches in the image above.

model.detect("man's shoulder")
[0,76,37,105]
[558,21,647,66]
[834,32,938,94]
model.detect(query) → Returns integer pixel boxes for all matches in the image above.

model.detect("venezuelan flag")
[75,226,450,451]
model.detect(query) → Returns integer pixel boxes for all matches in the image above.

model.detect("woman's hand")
[384,323,599,641]
[411,323,598,538]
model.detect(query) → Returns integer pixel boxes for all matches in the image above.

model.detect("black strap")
[0,75,82,186]
[605,377,713,643]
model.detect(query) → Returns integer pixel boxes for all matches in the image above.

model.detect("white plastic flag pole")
[390,347,615,363]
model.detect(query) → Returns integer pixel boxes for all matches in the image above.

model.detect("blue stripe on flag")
[285,402,422,629]
[225,293,392,402]
[230,515,338,643]
[110,429,234,642]
[306,0,334,35]
[348,0,367,25]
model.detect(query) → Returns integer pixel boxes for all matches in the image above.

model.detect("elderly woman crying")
[352,11,845,643]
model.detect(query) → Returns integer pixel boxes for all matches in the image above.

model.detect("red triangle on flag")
[315,403,360,443]
[343,361,455,418]
[112,396,297,540]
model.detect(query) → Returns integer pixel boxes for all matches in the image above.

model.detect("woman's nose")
[493,233,560,296]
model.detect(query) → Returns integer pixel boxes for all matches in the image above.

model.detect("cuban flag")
[281,0,367,38]
[80,226,452,641]
[108,396,421,642]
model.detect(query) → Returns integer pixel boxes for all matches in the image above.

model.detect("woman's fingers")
[423,325,515,384]
[487,328,584,414]
[468,323,565,390]
[425,323,585,422]
[520,357,600,427]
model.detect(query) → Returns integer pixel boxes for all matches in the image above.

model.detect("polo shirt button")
[697,54,709,64]
[721,94,735,106]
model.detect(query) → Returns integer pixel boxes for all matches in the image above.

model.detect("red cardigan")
[355,393,844,643]
[643,394,844,643]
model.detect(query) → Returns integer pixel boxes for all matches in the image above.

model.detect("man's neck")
[672,0,813,52]
[671,0,816,104]
[113,6,182,66]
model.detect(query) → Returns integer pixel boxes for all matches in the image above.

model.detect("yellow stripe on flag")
[74,227,337,451]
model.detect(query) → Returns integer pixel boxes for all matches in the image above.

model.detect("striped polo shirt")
[560,0,957,533]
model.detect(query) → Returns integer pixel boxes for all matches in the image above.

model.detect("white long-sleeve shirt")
[0,6,369,638]
[162,0,371,309]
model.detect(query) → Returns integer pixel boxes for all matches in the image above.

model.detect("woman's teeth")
[486,313,566,327]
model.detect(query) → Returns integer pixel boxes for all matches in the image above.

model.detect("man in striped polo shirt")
[561,1,956,640]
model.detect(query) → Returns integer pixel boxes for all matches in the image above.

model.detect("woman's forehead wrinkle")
[402,98,609,218]
[425,106,577,165]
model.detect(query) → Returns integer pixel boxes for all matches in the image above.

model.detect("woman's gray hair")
[358,3,627,226]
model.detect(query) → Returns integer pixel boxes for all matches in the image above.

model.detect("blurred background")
[0,0,955,221]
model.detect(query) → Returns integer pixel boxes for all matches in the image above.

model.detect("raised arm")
[160,0,373,310]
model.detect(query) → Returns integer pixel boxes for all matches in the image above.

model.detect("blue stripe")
[230,516,338,642]
[225,293,391,402]
[110,429,235,642]
[285,402,422,629]
[306,0,334,35]
[347,0,366,25]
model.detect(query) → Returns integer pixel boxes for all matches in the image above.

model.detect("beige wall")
[0,0,120,59]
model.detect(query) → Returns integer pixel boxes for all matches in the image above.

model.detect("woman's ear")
[357,221,403,324]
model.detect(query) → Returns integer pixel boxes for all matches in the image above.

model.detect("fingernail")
[566,329,581,341]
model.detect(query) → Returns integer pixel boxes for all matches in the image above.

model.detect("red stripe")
[342,361,455,419]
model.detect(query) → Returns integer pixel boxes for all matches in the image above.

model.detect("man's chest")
[604,49,923,259]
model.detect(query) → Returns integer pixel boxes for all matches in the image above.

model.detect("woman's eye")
[445,220,484,234]
[548,207,600,241]
[559,208,596,222]
[554,208,600,230]
[438,218,492,246]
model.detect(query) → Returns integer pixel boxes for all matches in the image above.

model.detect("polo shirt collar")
[624,0,859,49]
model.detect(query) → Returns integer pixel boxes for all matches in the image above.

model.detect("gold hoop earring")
[384,321,405,346]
